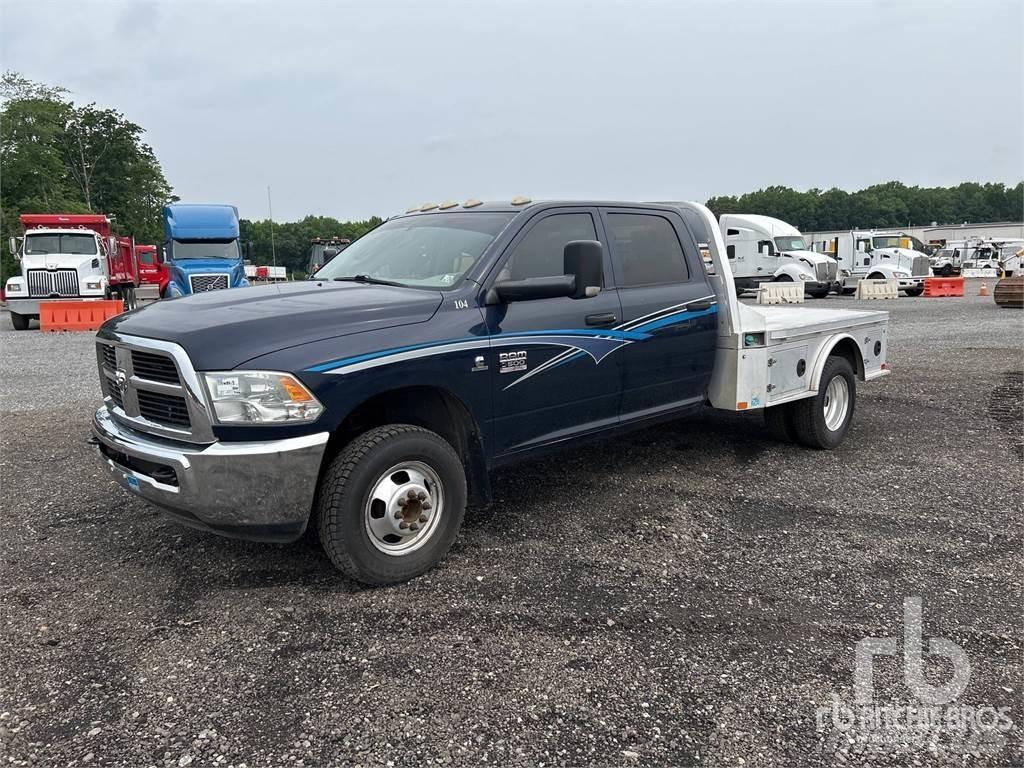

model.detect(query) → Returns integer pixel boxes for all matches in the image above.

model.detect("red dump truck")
[5,214,143,329]
[134,244,169,297]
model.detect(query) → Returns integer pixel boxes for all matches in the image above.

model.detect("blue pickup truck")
[91,200,891,585]
[161,204,248,297]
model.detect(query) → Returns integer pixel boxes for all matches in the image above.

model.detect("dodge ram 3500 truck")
[91,200,890,585]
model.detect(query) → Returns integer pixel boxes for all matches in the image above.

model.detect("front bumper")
[91,406,329,542]
[7,297,41,315]
[803,280,831,293]
[897,277,925,290]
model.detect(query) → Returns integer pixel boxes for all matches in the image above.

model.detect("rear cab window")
[603,211,691,287]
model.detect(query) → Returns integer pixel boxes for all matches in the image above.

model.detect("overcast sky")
[2,0,1021,222]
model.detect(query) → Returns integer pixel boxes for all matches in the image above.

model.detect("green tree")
[1,71,174,282]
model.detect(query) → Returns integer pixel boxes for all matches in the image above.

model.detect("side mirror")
[245,240,255,260]
[157,247,167,264]
[562,240,603,299]
[9,237,19,260]
[489,274,576,304]
[486,240,605,305]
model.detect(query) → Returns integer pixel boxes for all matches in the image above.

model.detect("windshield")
[171,239,240,260]
[872,236,903,249]
[774,236,807,252]
[315,212,516,289]
[933,249,953,260]
[137,250,156,265]
[25,233,97,255]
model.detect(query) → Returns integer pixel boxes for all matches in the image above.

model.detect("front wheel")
[316,424,467,585]
[790,356,856,449]
[9,312,30,331]
[903,287,924,297]
[807,288,829,299]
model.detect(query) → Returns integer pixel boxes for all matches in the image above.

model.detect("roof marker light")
[510,196,531,206]
[406,205,420,213]
[439,200,459,209]
[420,202,438,211]
[463,199,483,208]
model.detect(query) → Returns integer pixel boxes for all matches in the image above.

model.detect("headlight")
[798,273,812,280]
[85,280,102,290]
[202,371,324,424]
[6,283,22,292]
[893,271,910,278]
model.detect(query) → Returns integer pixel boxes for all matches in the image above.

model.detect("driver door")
[484,208,623,456]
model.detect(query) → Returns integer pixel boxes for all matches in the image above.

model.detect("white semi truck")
[811,230,929,296]
[719,214,838,299]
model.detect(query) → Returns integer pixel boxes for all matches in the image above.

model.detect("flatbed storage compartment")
[707,303,889,411]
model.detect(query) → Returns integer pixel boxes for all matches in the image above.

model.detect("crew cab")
[90,200,890,585]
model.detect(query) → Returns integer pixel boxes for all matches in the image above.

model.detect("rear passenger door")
[600,208,717,420]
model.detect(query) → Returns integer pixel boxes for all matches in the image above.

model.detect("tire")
[903,287,923,297]
[10,312,30,331]
[790,355,856,450]
[941,265,953,277]
[867,272,885,280]
[840,287,857,296]
[316,424,467,585]
[775,274,794,282]
[807,288,829,299]
[764,403,798,443]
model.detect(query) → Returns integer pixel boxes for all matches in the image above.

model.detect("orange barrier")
[923,277,965,298]
[40,300,123,332]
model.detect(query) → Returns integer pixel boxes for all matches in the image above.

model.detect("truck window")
[607,213,689,287]
[502,213,597,281]
[25,233,98,255]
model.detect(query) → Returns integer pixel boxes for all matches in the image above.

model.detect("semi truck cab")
[161,204,248,297]
[816,230,929,295]
[719,214,837,299]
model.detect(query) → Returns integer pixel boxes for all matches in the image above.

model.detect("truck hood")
[169,258,240,273]
[781,249,829,265]
[102,280,444,370]
[19,252,104,275]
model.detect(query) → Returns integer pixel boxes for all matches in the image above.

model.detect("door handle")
[685,300,713,311]
[585,312,617,326]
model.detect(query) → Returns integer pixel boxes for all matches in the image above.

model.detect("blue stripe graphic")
[306,304,717,376]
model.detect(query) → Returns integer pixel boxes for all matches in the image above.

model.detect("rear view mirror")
[9,237,19,259]
[490,275,576,303]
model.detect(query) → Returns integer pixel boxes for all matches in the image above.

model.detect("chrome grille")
[826,260,838,282]
[911,255,929,276]
[815,262,828,282]
[101,344,117,371]
[189,273,229,292]
[95,337,215,444]
[27,269,78,297]
[131,350,180,384]
[137,390,191,428]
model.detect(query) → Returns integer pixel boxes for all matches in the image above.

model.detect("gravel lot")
[1,284,1021,767]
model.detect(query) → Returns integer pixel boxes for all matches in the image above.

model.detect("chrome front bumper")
[91,406,329,542]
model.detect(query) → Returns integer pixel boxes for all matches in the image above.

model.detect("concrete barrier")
[756,282,804,304]
[855,279,898,300]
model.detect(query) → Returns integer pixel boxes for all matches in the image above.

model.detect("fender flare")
[809,333,866,390]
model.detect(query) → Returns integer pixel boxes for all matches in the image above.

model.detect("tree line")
[240,215,382,277]
[706,181,1023,234]
[3,72,1021,285]
[1,72,175,282]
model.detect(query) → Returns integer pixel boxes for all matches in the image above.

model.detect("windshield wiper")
[333,274,406,287]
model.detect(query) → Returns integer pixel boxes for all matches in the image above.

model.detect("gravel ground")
[1,283,1021,768]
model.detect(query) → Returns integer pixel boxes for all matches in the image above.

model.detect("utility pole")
[267,185,277,268]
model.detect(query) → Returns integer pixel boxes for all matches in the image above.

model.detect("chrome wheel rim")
[364,461,444,556]
[823,375,850,432]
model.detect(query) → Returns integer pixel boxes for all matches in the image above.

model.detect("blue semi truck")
[161,204,248,297]
[91,199,892,585]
